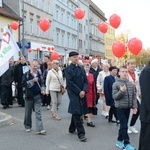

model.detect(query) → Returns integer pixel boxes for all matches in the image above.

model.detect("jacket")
[65,63,88,115]
[22,70,44,100]
[45,68,63,93]
[112,77,137,109]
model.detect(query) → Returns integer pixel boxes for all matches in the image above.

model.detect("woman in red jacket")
[84,63,96,127]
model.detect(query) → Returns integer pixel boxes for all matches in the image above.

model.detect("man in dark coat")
[0,59,14,109]
[14,56,27,107]
[104,66,119,124]
[139,61,150,150]
[65,51,88,142]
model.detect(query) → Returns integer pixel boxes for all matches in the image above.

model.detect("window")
[56,10,59,20]
[30,0,33,5]
[79,39,82,48]
[48,2,51,13]
[56,33,59,45]
[42,0,45,11]
[36,0,39,8]
[23,16,26,33]
[30,18,34,35]
[37,21,40,36]
[62,34,64,46]
[61,11,64,23]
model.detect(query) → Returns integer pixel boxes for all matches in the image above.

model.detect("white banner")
[0,26,20,67]
[0,26,20,75]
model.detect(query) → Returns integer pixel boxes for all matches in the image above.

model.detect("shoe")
[127,129,132,134]
[116,141,124,149]
[87,122,95,127]
[101,111,105,116]
[25,128,31,132]
[108,120,116,123]
[124,144,136,150]
[84,115,88,120]
[116,120,120,125]
[3,105,6,109]
[79,135,87,142]
[129,126,138,134]
[69,130,77,135]
[54,116,61,120]
[47,105,50,110]
[36,130,47,135]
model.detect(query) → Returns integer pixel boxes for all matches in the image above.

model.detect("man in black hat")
[65,51,88,142]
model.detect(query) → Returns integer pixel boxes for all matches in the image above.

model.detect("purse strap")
[52,70,63,86]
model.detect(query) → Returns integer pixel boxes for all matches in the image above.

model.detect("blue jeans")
[24,94,44,131]
[117,108,130,145]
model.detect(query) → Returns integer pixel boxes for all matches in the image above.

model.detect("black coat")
[104,75,115,106]
[14,63,27,88]
[65,63,88,115]
[139,62,150,123]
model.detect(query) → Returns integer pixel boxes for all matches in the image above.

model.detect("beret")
[69,51,79,57]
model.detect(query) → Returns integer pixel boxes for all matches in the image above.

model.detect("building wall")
[104,24,116,64]
[0,16,19,41]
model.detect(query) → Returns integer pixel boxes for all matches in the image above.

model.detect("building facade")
[89,1,107,57]
[104,23,116,64]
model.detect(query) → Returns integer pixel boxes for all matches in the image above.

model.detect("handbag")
[52,70,66,95]
[92,101,98,115]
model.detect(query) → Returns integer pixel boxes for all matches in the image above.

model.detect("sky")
[92,0,150,48]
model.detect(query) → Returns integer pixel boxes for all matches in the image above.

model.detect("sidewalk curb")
[0,111,14,127]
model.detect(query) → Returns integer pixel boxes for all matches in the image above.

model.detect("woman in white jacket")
[96,63,110,118]
[46,60,64,120]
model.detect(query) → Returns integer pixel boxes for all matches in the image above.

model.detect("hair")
[52,60,59,67]
[84,63,91,67]
[91,58,98,65]
[47,61,52,66]
[127,59,136,65]
[109,66,117,71]
[103,63,110,68]
[119,65,127,70]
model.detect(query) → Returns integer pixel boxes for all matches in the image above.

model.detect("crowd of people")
[0,51,149,150]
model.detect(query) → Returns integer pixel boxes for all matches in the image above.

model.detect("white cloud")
[92,0,150,48]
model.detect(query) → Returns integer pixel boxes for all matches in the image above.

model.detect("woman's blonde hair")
[127,59,136,65]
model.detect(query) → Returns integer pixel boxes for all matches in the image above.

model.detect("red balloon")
[48,47,51,51]
[10,21,19,30]
[51,46,54,50]
[98,22,108,34]
[128,38,142,55]
[39,18,50,32]
[74,8,85,19]
[28,49,32,53]
[51,52,59,60]
[112,41,126,58]
[109,14,121,29]
[36,48,40,51]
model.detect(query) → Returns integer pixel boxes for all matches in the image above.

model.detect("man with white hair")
[90,58,101,104]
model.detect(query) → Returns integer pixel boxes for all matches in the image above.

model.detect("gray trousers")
[24,94,44,131]
[50,91,62,116]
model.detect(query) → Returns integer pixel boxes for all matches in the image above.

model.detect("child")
[112,66,137,150]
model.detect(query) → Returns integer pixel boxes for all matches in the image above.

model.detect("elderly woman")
[96,63,110,118]
[84,63,96,127]
[46,60,63,120]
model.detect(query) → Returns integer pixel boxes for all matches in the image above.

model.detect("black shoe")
[79,135,87,142]
[87,122,95,127]
[3,105,6,109]
[108,120,116,123]
[69,130,77,135]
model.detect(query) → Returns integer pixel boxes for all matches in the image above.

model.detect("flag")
[0,61,9,76]
[0,26,20,76]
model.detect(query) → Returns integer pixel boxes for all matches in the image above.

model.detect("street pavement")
[0,93,140,150]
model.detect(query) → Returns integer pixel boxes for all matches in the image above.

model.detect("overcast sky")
[92,0,150,48]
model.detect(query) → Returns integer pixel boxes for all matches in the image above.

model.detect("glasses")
[54,63,59,65]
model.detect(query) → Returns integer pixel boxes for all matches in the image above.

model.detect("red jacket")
[86,73,96,107]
